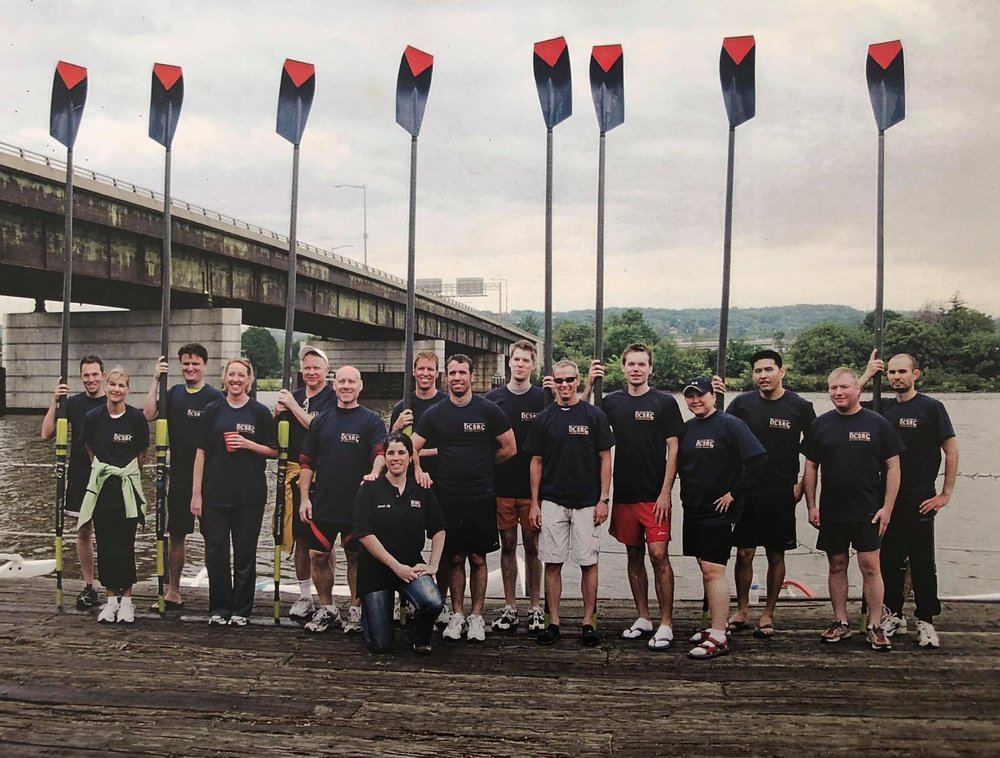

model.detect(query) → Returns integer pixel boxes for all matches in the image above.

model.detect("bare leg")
[857,549,884,624]
[449,552,467,615]
[545,563,563,625]
[648,541,674,627]
[580,563,599,626]
[469,553,488,616]
[294,540,311,581]
[827,552,850,622]
[625,544,650,621]
[522,528,542,608]
[77,521,94,585]
[346,549,359,607]
[498,526,519,607]
[166,536,185,603]
[732,547,755,623]
[761,549,786,627]
[701,559,730,632]
[311,548,335,606]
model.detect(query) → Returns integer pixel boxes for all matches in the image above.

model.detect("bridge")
[0,142,533,385]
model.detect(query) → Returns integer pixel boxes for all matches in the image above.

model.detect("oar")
[49,60,88,611]
[715,36,755,413]
[533,37,572,391]
[396,45,434,410]
[589,44,624,407]
[274,58,316,624]
[148,62,184,617]
[862,39,905,632]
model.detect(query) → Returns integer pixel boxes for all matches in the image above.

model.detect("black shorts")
[302,520,357,554]
[167,478,196,537]
[441,497,499,556]
[732,487,797,552]
[817,520,881,554]
[64,476,88,519]
[682,519,733,566]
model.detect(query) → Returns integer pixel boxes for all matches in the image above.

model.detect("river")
[1,391,996,602]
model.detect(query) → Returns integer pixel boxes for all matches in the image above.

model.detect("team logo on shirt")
[695,439,715,449]
[186,409,202,418]
[464,423,487,433]
[769,418,791,430]
[849,431,871,442]
[899,418,918,428]
[113,433,133,443]
[376,503,391,509]
[634,411,655,422]
[341,432,361,444]
[568,425,590,435]
[410,499,422,508]
[236,423,255,434]
[521,411,537,422]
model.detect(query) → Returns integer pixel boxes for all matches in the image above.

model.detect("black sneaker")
[75,585,99,611]
[537,624,561,646]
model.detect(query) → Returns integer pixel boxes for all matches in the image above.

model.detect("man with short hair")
[413,354,516,642]
[585,343,685,651]
[143,343,225,609]
[673,377,766,659]
[526,359,615,647]
[298,366,387,634]
[804,366,902,651]
[273,345,336,622]
[860,352,958,648]
[486,340,546,633]
[41,355,107,611]
[724,349,816,639]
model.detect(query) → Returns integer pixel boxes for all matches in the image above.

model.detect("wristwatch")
[600,496,610,504]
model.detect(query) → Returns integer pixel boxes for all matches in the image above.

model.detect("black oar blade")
[396,46,434,137]
[590,44,624,133]
[50,61,88,148]
[720,36,755,128]
[534,36,572,129]
[149,63,184,148]
[867,40,905,131]
[277,59,316,145]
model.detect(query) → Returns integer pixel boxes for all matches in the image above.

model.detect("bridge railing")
[0,141,492,321]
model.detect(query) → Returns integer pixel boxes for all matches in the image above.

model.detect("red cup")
[224,431,241,452]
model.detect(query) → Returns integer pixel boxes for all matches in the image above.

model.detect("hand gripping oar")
[396,46,434,411]
[149,62,184,616]
[589,44,624,408]
[274,58,316,624]
[49,60,88,611]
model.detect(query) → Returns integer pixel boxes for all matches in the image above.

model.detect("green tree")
[791,323,869,375]
[241,326,281,379]
[603,308,659,359]
[514,313,541,336]
[552,320,594,365]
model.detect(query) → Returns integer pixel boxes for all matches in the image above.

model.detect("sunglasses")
[552,376,578,385]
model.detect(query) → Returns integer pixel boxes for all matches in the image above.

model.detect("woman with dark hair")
[354,432,446,653]
[190,358,278,626]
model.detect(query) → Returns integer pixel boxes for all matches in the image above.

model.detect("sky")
[0,0,997,320]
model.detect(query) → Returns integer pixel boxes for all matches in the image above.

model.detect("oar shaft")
[55,146,74,611]
[873,130,885,413]
[544,128,554,382]
[716,127,735,411]
[404,136,417,409]
[155,146,172,615]
[593,132,606,406]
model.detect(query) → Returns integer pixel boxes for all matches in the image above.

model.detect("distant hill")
[503,304,866,341]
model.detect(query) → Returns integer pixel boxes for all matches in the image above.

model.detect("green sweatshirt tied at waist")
[78,458,146,526]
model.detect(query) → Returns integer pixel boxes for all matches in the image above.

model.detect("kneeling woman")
[80,368,149,624]
[191,358,277,626]
[354,432,445,654]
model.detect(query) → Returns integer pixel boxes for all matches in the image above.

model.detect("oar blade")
[590,44,624,133]
[277,59,316,145]
[149,63,184,148]
[719,36,755,128]
[396,45,434,137]
[533,36,572,129]
[867,40,905,131]
[50,61,88,148]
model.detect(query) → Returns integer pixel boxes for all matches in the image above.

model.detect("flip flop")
[622,618,653,639]
[648,625,673,651]
[726,618,749,634]
[753,623,775,639]
[149,599,185,611]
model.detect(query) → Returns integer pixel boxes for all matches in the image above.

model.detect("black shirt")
[804,408,904,522]
[390,390,447,477]
[877,394,955,499]
[726,389,816,490]
[485,385,546,499]
[524,401,615,509]
[66,393,107,489]
[165,383,225,491]
[354,474,446,595]
[81,404,150,506]
[198,398,277,507]
[280,385,335,462]
[602,389,685,503]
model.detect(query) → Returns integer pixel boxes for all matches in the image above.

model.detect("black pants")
[200,503,264,619]
[881,500,941,622]
[92,493,139,593]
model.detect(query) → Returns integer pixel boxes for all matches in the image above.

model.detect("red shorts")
[609,502,670,547]
[496,497,538,532]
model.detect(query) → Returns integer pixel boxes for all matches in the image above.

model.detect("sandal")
[753,623,775,640]
[622,618,653,639]
[648,625,673,651]
[726,618,749,634]
[688,635,729,660]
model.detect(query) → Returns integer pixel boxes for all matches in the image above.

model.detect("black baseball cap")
[682,376,713,396]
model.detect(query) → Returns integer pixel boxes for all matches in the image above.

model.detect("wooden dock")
[1,578,998,756]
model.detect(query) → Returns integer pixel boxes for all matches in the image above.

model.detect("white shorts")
[538,500,601,567]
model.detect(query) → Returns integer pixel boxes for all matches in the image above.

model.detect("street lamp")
[333,183,367,266]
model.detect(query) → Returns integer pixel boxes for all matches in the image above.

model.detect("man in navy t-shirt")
[804,366,902,651]
[389,351,447,478]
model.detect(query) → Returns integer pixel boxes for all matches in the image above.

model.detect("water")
[1,392,997,601]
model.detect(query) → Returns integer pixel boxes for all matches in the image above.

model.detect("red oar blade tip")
[283,59,316,88]
[868,40,903,70]
[589,45,624,133]
[152,63,183,91]
[396,45,434,137]
[534,36,568,68]
[404,46,434,77]
[866,40,904,131]
[722,36,755,65]
[719,36,755,128]
[277,58,316,145]
[533,36,572,129]
[50,61,88,148]
[55,61,87,90]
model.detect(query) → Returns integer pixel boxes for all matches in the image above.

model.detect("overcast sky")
[1,0,996,320]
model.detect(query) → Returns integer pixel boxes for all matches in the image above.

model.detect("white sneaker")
[98,596,119,624]
[116,597,135,624]
[343,605,363,634]
[288,596,315,623]
[435,606,452,628]
[881,609,908,638]
[467,613,487,642]
[442,612,465,640]
[916,620,940,649]
[527,607,545,633]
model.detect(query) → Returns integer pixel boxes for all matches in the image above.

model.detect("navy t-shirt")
[677,411,767,524]
[280,385,335,462]
[485,385,546,499]
[524,401,615,509]
[197,398,278,507]
[726,390,816,490]
[81,404,150,506]
[414,395,511,503]
[66,393,107,490]
[300,405,388,522]
[165,383,225,493]
[390,390,447,477]
[804,408,904,522]
[602,388,685,503]
[877,394,955,500]
[353,474,446,595]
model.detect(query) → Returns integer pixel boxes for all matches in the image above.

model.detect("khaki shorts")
[538,500,601,567]
[496,497,538,532]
